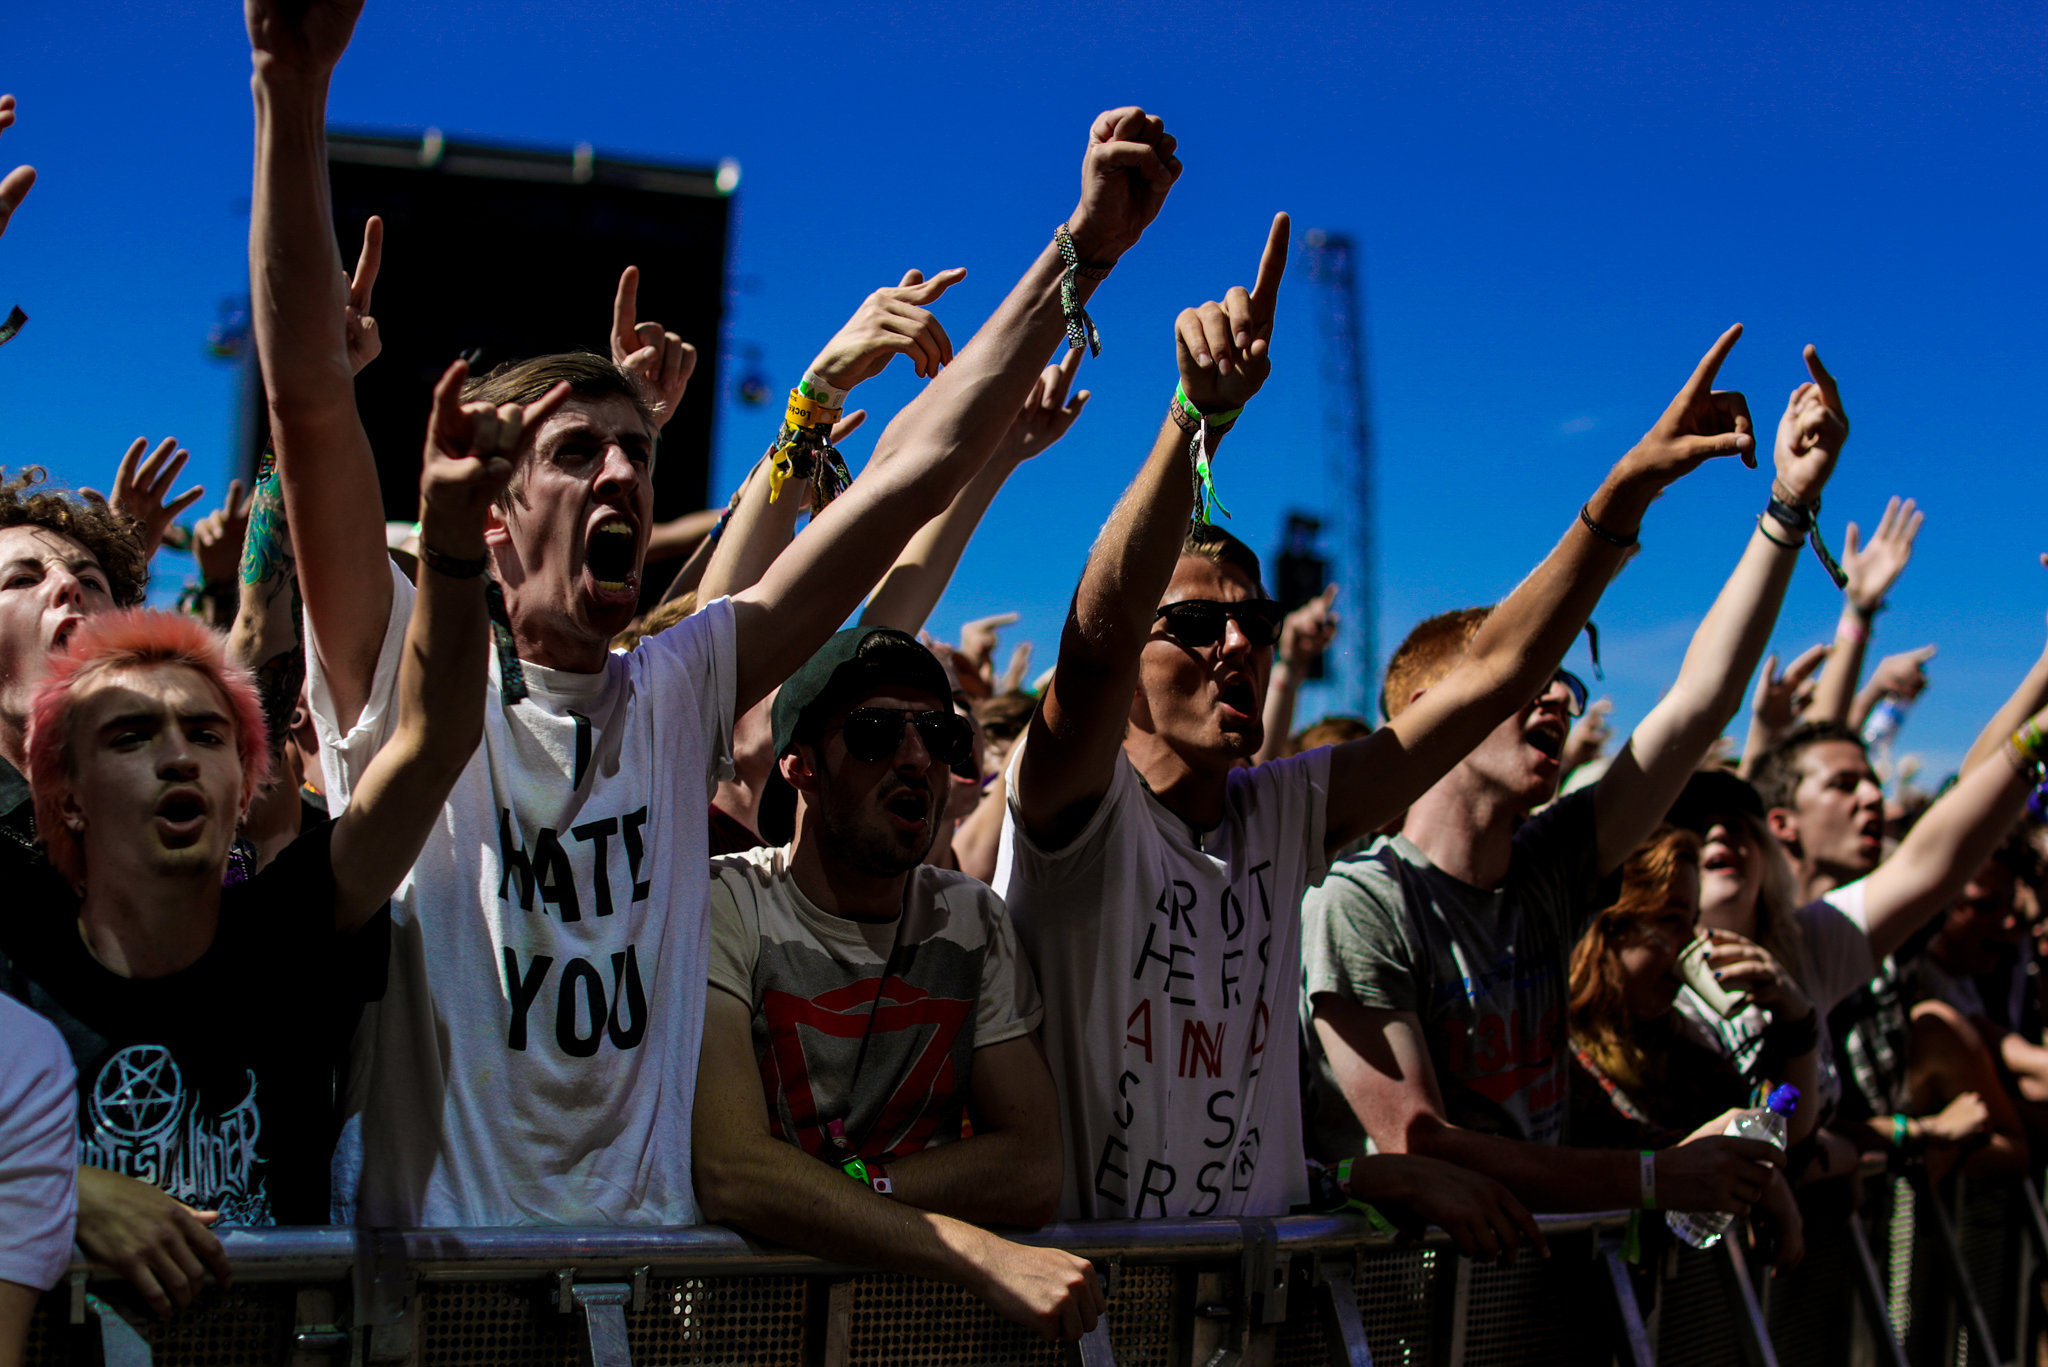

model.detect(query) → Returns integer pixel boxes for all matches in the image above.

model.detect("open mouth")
[1217,677,1257,722]
[50,615,82,653]
[1526,724,1564,761]
[585,518,639,597]
[883,787,931,833]
[153,789,208,846]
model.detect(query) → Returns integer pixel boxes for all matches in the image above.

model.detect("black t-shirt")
[0,754,73,912]
[0,822,387,1225]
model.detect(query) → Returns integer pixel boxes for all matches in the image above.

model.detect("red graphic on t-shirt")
[759,976,973,1162]
[1440,1008,1562,1104]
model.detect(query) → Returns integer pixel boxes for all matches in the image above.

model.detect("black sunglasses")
[1552,669,1587,719]
[1154,599,1288,650]
[835,707,974,770]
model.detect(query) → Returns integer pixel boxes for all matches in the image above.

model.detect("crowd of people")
[3,1,2048,1357]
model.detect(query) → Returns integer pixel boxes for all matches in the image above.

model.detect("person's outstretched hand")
[610,266,697,429]
[1753,643,1831,736]
[192,480,256,588]
[85,437,206,555]
[245,0,365,74]
[993,346,1090,467]
[0,94,34,243]
[1561,697,1613,773]
[1867,644,1937,704]
[807,268,967,389]
[1176,212,1289,415]
[345,215,384,375]
[421,360,571,530]
[1065,107,1181,264]
[1280,584,1340,672]
[1617,325,1756,489]
[1839,496,1922,614]
[1773,345,1849,504]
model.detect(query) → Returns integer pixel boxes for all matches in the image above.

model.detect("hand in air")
[1175,212,1289,415]
[1839,497,1921,613]
[85,437,206,554]
[244,0,365,74]
[610,266,697,429]
[1701,929,1811,1019]
[192,480,257,588]
[808,268,967,389]
[1280,584,1340,671]
[1621,325,1755,489]
[1066,108,1181,264]
[1751,643,1831,734]
[1772,345,1849,504]
[0,94,34,242]
[419,360,570,527]
[1561,697,1613,772]
[994,347,1090,467]
[345,216,384,375]
[1868,644,1936,704]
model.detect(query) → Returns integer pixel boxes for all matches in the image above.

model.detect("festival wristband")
[421,544,489,579]
[1835,612,1869,645]
[841,1156,894,1196]
[1172,381,1242,429]
[1891,1114,1909,1149]
[1639,1150,1657,1210]
[798,370,850,410]
[1053,225,1106,357]
[1763,484,1850,589]
[1332,1159,1398,1236]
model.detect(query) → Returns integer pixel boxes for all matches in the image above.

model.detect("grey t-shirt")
[1300,788,1601,1161]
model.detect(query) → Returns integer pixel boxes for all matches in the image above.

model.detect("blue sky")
[4,1,2044,777]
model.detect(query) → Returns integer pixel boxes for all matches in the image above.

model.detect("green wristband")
[1173,381,1242,428]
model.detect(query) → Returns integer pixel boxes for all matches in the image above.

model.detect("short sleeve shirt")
[1300,787,1602,1159]
[996,744,1332,1220]
[0,824,380,1225]
[308,560,737,1226]
[0,994,77,1291]
[707,845,1040,1162]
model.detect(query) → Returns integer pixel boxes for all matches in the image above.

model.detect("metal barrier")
[23,1190,2037,1367]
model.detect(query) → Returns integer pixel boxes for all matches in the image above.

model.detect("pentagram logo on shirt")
[90,1043,183,1142]
[80,1043,274,1226]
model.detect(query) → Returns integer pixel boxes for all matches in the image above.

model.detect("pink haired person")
[0,363,557,1316]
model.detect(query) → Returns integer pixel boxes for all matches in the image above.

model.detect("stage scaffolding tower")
[1302,230,1378,720]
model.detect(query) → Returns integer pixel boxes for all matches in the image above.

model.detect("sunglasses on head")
[834,707,975,771]
[1154,599,1289,650]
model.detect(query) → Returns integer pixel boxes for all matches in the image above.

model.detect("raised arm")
[1740,644,1830,777]
[1591,346,1850,872]
[0,93,32,243]
[245,0,391,730]
[729,109,1179,714]
[1018,212,1283,843]
[1960,563,2048,775]
[1860,689,2048,961]
[82,438,205,562]
[1255,584,1338,765]
[1322,325,1762,852]
[862,349,1088,634]
[692,994,1099,1340]
[1805,497,1922,724]
[327,364,568,928]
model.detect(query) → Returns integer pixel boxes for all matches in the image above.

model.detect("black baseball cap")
[756,626,967,845]
[1665,767,1765,835]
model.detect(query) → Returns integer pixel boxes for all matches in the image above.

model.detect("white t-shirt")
[996,744,1331,1220]
[0,995,77,1290]
[311,562,736,1225]
[1676,879,1874,1119]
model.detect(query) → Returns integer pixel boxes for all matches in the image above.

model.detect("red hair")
[27,609,270,888]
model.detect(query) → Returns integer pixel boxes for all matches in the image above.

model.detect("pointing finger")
[1679,324,1745,405]
[1803,344,1840,412]
[429,358,472,449]
[1785,642,1832,684]
[612,266,641,358]
[829,409,867,444]
[522,379,574,428]
[900,266,966,304]
[1250,211,1290,321]
[351,216,384,312]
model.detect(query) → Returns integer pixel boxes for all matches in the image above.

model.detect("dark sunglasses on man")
[1153,599,1290,650]
[1549,669,1588,719]
[833,707,976,773]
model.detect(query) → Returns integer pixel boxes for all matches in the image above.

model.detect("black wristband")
[421,544,489,579]
[1578,503,1638,549]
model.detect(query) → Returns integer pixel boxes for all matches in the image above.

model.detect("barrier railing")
[22,1180,2044,1367]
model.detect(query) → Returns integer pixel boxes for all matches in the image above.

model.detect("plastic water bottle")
[1665,1085,1800,1249]
[1863,696,1908,752]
